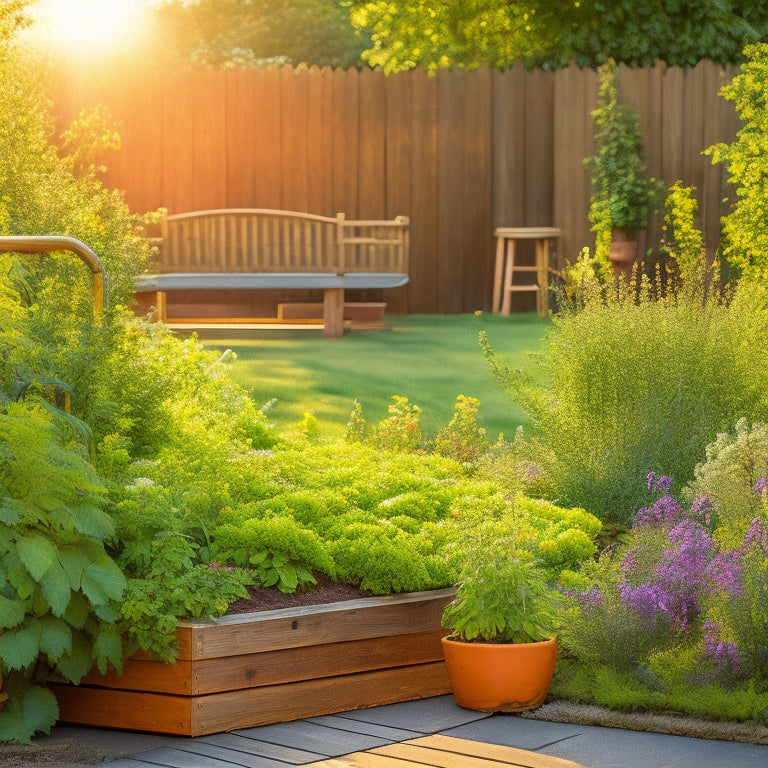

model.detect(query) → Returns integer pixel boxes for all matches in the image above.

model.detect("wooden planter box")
[51,588,455,737]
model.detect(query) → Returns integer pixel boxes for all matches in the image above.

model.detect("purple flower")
[618,582,670,629]
[690,495,713,526]
[743,516,768,553]
[646,472,673,493]
[705,549,743,595]
[753,477,767,495]
[633,495,687,529]
[577,586,604,610]
[703,620,740,675]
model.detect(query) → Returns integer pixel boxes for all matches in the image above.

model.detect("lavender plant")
[557,471,768,720]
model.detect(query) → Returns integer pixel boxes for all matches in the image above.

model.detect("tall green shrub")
[708,42,768,279]
[483,275,768,523]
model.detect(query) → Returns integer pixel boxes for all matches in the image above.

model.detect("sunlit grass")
[194,312,550,440]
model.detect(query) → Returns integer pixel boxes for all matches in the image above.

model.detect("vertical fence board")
[409,69,439,313]
[492,65,527,228]
[306,67,334,216]
[462,69,494,311]
[252,67,283,209]
[553,66,596,265]
[436,70,466,313]
[384,71,413,313]
[358,68,387,219]
[280,68,309,212]
[161,67,195,213]
[192,68,228,211]
[332,68,360,217]
[225,68,258,208]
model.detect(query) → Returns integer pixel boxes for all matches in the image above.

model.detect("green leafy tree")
[350,0,768,72]
[148,0,369,68]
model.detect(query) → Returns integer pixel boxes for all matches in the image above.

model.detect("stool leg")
[493,236,504,313]
[536,239,548,317]
[500,239,515,315]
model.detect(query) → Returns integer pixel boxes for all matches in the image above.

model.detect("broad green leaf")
[63,591,92,629]
[94,626,124,674]
[39,558,72,617]
[15,533,57,581]
[0,595,26,629]
[55,630,94,684]
[276,563,299,592]
[0,685,59,744]
[57,543,96,590]
[69,503,115,540]
[0,621,41,670]
[0,504,19,525]
[80,554,126,605]
[37,616,73,661]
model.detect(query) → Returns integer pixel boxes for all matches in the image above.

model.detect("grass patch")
[194,312,550,440]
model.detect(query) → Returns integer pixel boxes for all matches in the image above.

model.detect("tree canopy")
[147,0,369,69]
[350,0,768,72]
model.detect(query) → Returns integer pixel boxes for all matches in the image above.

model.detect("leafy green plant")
[442,540,560,644]
[0,400,126,743]
[557,470,768,723]
[482,267,768,522]
[212,514,335,593]
[370,395,424,452]
[434,395,491,462]
[585,60,663,246]
[707,43,768,279]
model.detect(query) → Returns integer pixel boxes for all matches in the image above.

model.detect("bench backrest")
[158,209,409,275]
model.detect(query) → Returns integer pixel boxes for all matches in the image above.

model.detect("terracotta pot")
[441,635,556,712]
[609,229,638,276]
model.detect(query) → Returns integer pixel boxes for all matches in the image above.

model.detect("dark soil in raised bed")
[224,573,370,614]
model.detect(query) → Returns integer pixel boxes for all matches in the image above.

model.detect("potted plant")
[585,60,663,276]
[440,529,560,712]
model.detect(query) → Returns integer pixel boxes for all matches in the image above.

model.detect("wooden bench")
[135,209,409,337]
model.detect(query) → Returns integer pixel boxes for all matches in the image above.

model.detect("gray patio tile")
[541,725,768,768]
[443,713,584,751]
[102,761,158,768]
[306,713,419,742]
[122,746,247,767]
[231,719,391,756]
[198,732,325,764]
[334,694,490,733]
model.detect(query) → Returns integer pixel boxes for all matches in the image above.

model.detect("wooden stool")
[493,227,560,317]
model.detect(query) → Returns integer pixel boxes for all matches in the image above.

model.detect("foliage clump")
[708,43,768,280]
[556,465,768,722]
[482,262,768,523]
[0,401,126,741]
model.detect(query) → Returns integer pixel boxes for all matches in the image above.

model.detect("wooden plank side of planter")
[53,662,451,737]
[177,588,456,661]
[50,683,192,735]
[79,629,448,695]
[190,662,452,736]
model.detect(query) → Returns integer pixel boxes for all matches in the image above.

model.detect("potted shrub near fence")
[585,60,663,276]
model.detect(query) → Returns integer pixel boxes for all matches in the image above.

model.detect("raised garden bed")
[50,587,455,737]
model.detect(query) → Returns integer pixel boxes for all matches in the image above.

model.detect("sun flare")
[38,0,147,49]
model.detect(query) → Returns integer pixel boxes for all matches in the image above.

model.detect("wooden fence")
[47,55,740,315]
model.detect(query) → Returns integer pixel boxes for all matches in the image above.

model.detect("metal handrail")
[0,235,108,323]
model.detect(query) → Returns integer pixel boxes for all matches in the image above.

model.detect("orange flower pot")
[441,635,557,712]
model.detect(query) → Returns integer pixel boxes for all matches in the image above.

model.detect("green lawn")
[195,312,551,440]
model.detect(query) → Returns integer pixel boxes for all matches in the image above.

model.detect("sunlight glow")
[38,0,147,49]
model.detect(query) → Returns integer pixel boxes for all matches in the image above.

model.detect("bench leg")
[323,288,345,338]
[155,291,167,323]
